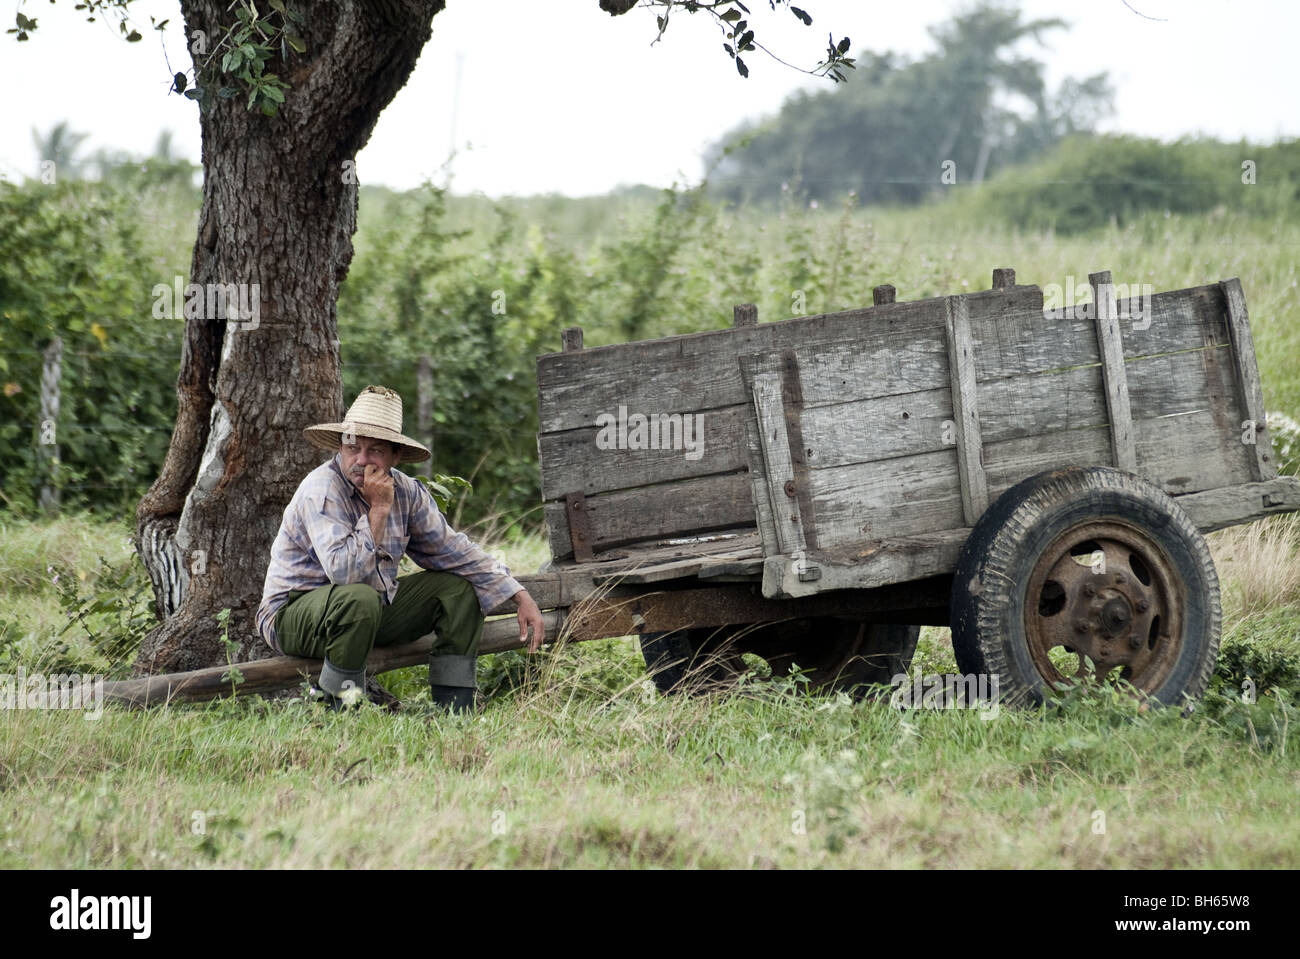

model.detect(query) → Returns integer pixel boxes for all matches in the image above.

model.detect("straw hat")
[303,385,430,464]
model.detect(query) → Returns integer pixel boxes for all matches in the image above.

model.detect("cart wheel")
[950,466,1221,708]
[639,619,919,696]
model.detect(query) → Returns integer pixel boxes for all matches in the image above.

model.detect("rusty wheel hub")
[1025,521,1184,693]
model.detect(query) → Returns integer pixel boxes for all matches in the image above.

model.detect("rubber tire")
[639,619,920,697]
[950,466,1221,708]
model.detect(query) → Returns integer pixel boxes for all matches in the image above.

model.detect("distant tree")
[709,3,1114,205]
[31,121,90,179]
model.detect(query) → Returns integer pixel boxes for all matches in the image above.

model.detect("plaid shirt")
[256,454,523,653]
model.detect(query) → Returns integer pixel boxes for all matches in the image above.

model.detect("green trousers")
[274,570,484,673]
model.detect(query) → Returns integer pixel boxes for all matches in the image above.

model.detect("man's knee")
[333,583,383,618]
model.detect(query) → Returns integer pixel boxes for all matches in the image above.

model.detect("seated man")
[256,385,544,712]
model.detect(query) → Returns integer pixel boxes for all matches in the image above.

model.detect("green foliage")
[0,179,182,514]
[415,473,473,514]
[977,134,1243,233]
[185,0,303,116]
[52,553,156,674]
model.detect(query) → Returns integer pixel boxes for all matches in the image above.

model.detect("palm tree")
[31,121,90,180]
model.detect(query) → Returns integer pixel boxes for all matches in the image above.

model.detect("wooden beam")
[991,268,1016,290]
[1089,270,1137,472]
[872,284,896,305]
[1175,476,1300,532]
[564,490,596,562]
[943,295,988,525]
[561,326,584,352]
[1219,277,1275,480]
[747,367,811,557]
[100,611,566,708]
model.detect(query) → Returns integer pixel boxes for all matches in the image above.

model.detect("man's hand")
[363,464,395,546]
[362,464,395,511]
[514,589,545,653]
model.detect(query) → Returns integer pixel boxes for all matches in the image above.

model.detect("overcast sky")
[1,0,1296,196]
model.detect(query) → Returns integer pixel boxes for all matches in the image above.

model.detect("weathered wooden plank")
[762,529,968,599]
[543,471,755,559]
[538,404,746,501]
[945,294,989,524]
[1090,271,1137,471]
[805,448,966,547]
[778,349,820,550]
[590,547,764,585]
[1177,476,1300,531]
[1134,410,1257,495]
[561,327,584,352]
[564,491,596,563]
[796,387,953,469]
[979,407,1256,499]
[971,284,1231,383]
[1219,277,1275,481]
[536,287,1042,434]
[733,303,758,328]
[749,367,810,555]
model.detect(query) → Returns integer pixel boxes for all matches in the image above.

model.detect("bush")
[977,134,1243,233]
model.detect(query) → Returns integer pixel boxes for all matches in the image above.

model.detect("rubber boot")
[428,653,477,714]
[316,658,367,712]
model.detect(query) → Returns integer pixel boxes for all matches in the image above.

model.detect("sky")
[0,0,1297,196]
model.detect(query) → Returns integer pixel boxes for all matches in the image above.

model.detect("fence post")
[417,354,434,459]
[39,336,62,513]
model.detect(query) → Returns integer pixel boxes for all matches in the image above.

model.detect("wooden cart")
[531,268,1300,705]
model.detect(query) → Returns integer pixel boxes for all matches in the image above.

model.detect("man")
[256,385,545,712]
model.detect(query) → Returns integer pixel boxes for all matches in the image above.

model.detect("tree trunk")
[133,0,446,675]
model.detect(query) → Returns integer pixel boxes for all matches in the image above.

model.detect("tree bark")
[133,0,446,674]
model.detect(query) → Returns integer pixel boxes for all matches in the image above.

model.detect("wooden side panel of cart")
[536,282,1039,560]
[534,272,1300,594]
[742,274,1298,598]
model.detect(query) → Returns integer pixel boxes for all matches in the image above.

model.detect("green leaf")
[285,34,306,53]
[268,0,286,12]
[837,36,851,55]
[721,9,741,23]
[217,86,240,98]
[263,83,285,103]
[735,55,748,78]
[126,29,142,42]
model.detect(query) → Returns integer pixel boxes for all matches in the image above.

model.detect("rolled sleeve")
[403,480,523,613]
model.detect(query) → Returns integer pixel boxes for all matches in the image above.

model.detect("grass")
[1,509,1298,868]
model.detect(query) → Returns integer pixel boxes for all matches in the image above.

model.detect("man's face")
[339,436,399,487]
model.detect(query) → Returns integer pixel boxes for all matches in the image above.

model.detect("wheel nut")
[1075,620,1090,634]
[1114,573,1126,585]
[1083,582,1097,597]
[1137,599,1150,613]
